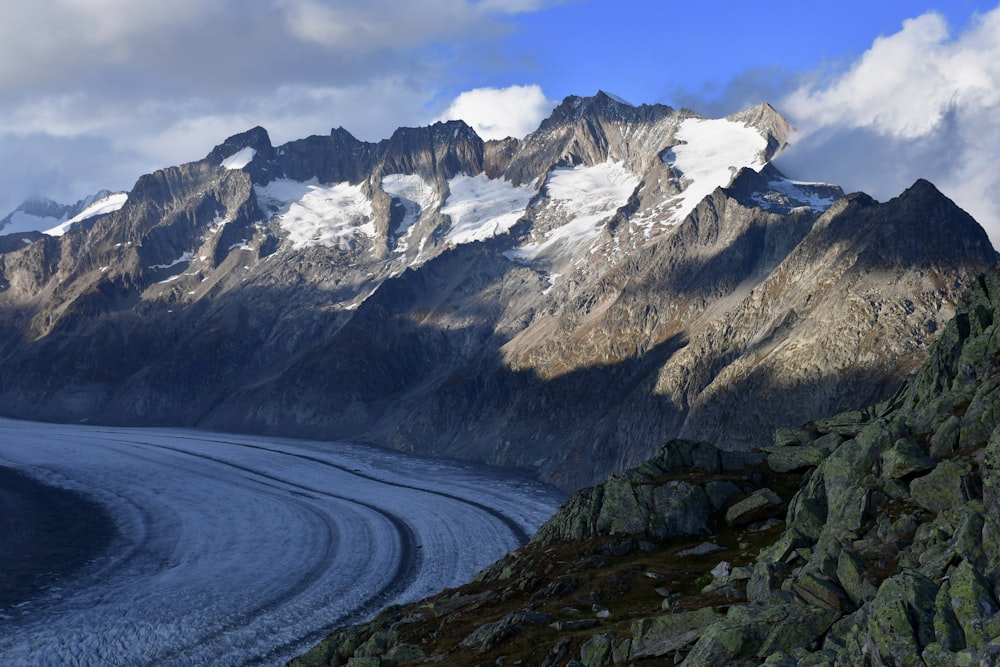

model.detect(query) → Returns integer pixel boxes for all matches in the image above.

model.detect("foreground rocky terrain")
[0,93,994,490]
[290,263,1000,665]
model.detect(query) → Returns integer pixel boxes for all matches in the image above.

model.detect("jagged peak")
[386,119,482,146]
[594,89,634,107]
[539,92,676,130]
[205,126,274,166]
[888,178,973,221]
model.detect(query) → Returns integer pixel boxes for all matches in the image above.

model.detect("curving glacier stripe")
[0,419,563,667]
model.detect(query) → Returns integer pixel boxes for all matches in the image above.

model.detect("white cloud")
[776,7,1000,244]
[436,85,556,140]
[0,0,564,215]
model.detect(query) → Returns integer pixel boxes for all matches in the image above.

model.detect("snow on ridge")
[45,192,128,237]
[760,178,839,213]
[440,174,534,246]
[255,179,375,250]
[221,147,257,170]
[507,160,639,263]
[664,118,769,223]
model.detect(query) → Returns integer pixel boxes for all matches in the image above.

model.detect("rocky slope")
[290,262,1000,666]
[0,92,994,490]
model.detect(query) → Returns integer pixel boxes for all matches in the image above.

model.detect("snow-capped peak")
[663,117,770,223]
[44,192,128,236]
[0,190,127,237]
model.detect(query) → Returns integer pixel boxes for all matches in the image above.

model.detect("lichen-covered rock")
[459,611,555,652]
[983,425,1000,519]
[724,488,785,527]
[682,602,837,666]
[532,439,761,543]
[579,632,615,666]
[910,460,977,514]
[767,445,830,473]
[946,560,999,651]
[835,549,877,607]
[865,571,939,664]
[629,607,721,659]
[597,478,713,538]
[881,437,936,479]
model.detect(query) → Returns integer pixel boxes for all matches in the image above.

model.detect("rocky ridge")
[290,262,1000,666]
[0,93,994,490]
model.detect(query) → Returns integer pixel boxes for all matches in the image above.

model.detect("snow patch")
[440,174,534,245]
[149,251,194,270]
[754,178,839,213]
[45,192,128,237]
[221,147,257,170]
[255,179,375,250]
[664,118,768,223]
[507,161,639,263]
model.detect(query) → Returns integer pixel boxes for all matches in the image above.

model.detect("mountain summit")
[0,94,993,489]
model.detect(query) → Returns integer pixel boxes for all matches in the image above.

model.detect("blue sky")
[481,1,985,110]
[1,0,998,239]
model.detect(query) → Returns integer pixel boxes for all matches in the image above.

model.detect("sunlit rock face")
[0,92,994,490]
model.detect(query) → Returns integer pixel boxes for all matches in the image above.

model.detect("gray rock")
[579,632,614,667]
[767,445,830,473]
[910,460,977,514]
[881,437,935,479]
[865,571,938,665]
[629,607,722,659]
[676,541,725,557]
[725,488,786,526]
[460,611,555,652]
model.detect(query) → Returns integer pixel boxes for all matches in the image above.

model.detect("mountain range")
[0,91,994,490]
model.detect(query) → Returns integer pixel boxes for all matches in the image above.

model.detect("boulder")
[629,607,722,659]
[865,571,938,664]
[881,438,935,480]
[725,488,786,526]
[910,460,977,514]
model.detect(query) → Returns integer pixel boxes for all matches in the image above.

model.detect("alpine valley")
[0,92,993,491]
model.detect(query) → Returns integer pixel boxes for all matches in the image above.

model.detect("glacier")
[0,419,563,666]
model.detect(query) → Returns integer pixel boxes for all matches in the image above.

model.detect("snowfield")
[665,118,769,223]
[440,173,535,245]
[0,420,563,666]
[508,160,639,263]
[255,179,376,250]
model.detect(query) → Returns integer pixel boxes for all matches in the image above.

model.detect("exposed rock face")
[0,93,994,491]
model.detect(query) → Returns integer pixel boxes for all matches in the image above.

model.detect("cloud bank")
[0,0,561,214]
[775,8,1000,243]
[434,85,557,140]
